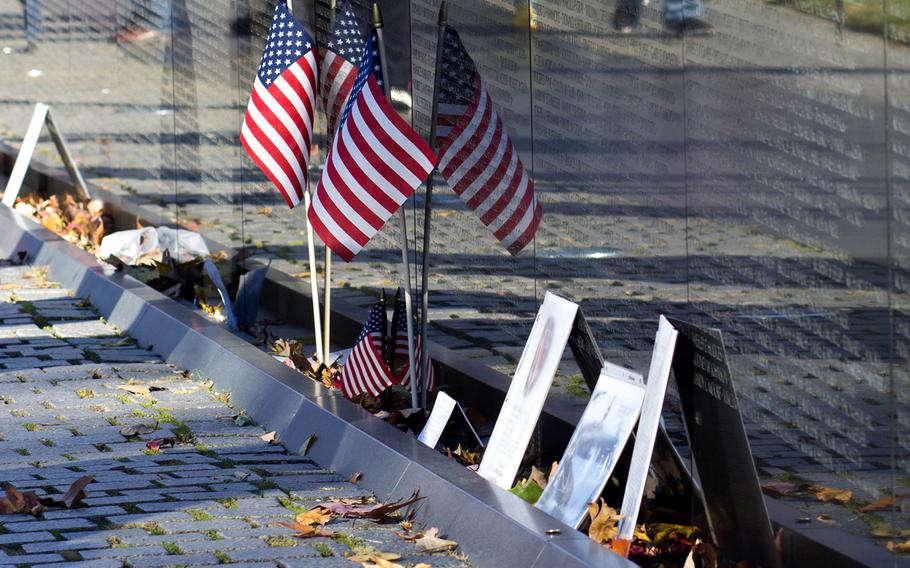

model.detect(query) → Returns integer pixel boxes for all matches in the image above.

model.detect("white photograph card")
[478,292,579,489]
[536,362,645,528]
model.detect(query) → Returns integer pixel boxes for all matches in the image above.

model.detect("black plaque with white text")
[667,317,779,568]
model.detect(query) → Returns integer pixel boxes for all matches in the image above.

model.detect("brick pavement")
[0,261,470,568]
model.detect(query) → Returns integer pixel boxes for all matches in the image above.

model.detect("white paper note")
[417,391,458,448]
[617,315,678,540]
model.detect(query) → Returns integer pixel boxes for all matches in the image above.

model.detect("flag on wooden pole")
[319,0,366,136]
[435,27,542,254]
[307,30,436,262]
[240,1,318,208]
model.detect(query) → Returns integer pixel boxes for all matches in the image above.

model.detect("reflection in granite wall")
[0,0,906,552]
[683,0,893,495]
[888,0,910,479]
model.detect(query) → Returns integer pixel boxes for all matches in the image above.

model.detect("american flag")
[307,30,436,262]
[319,0,365,136]
[240,1,318,209]
[340,300,397,400]
[435,27,542,255]
[390,289,436,393]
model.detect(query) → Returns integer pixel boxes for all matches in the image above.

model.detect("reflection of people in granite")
[613,0,711,34]
[22,0,42,52]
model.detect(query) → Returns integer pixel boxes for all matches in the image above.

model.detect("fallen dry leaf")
[323,491,421,521]
[810,485,852,504]
[529,465,549,491]
[117,384,165,396]
[146,437,176,452]
[120,424,156,437]
[587,499,623,544]
[860,493,910,513]
[816,514,837,526]
[60,475,93,509]
[296,507,331,527]
[359,558,404,568]
[415,527,458,553]
[274,521,335,538]
[350,471,363,484]
[887,539,910,553]
[346,550,400,563]
[413,565,431,568]
[260,431,277,444]
[871,524,910,539]
[0,484,44,516]
[760,481,801,498]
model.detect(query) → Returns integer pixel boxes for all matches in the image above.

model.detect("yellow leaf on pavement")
[296,506,331,526]
[810,485,852,504]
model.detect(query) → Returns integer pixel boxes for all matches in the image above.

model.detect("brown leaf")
[760,481,801,498]
[274,521,335,538]
[586,499,623,545]
[296,507,331,527]
[809,485,852,504]
[117,384,165,396]
[322,491,421,521]
[61,475,93,509]
[260,431,277,444]
[816,514,837,526]
[120,424,156,437]
[529,466,549,491]
[413,565,432,568]
[415,528,458,553]
[860,493,910,513]
[346,551,400,563]
[871,524,910,539]
[887,539,910,553]
[360,558,404,568]
[350,471,363,484]
[0,484,44,516]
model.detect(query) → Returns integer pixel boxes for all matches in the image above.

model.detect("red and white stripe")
[340,333,396,399]
[437,77,542,255]
[319,49,358,136]
[240,52,318,209]
[396,335,437,393]
[308,76,436,261]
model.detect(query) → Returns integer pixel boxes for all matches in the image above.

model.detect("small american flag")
[340,301,397,400]
[240,1,318,208]
[308,30,436,262]
[390,289,436,393]
[319,0,365,136]
[436,27,542,255]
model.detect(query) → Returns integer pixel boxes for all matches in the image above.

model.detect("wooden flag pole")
[323,246,332,363]
[288,0,324,363]
[417,1,447,408]
[373,2,419,409]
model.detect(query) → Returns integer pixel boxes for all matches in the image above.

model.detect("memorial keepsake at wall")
[0,0,906,561]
